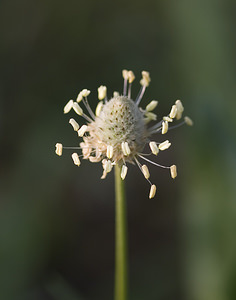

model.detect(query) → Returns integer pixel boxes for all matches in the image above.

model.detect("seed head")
[55,70,192,198]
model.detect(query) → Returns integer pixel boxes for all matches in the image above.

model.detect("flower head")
[55,70,193,198]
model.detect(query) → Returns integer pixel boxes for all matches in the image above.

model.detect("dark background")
[1,0,236,299]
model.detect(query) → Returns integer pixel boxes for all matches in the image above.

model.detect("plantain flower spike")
[55,70,192,198]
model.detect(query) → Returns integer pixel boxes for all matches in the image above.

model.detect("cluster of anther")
[55,70,193,198]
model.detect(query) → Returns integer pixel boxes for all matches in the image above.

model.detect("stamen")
[121,142,131,156]
[98,85,107,100]
[146,100,158,112]
[163,116,173,122]
[124,142,131,156]
[138,154,170,169]
[149,184,156,199]
[113,91,119,97]
[128,71,135,83]
[122,69,129,96]
[135,85,146,106]
[95,102,103,116]
[170,165,177,179]
[145,112,157,121]
[168,121,186,131]
[106,145,114,159]
[78,125,88,137]
[71,153,81,166]
[175,100,184,120]
[64,99,74,114]
[76,92,83,103]
[104,160,112,173]
[149,141,159,155]
[184,116,193,126]
[69,118,79,131]
[140,71,151,87]
[141,164,150,179]
[159,140,171,151]
[73,102,83,116]
[55,143,63,156]
[121,165,128,180]
[89,156,101,162]
[82,97,96,120]
[169,105,177,119]
[81,89,91,97]
[161,121,168,134]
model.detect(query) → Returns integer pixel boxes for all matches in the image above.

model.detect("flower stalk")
[114,164,128,300]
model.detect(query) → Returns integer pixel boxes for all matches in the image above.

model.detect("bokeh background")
[1,0,236,299]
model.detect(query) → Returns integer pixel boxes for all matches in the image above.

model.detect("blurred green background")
[1,0,236,299]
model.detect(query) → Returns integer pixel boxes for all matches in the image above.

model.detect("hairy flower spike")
[55,69,192,198]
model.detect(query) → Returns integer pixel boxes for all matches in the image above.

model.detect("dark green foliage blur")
[0,0,236,299]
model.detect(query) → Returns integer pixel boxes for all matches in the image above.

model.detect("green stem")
[114,164,128,300]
